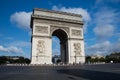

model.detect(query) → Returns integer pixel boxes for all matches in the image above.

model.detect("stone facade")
[30,8,85,64]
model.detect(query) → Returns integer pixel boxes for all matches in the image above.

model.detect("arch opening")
[52,29,69,64]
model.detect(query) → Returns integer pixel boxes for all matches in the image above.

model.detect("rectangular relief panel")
[35,26,48,34]
[71,29,82,36]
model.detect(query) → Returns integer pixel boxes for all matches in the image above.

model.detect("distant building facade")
[91,54,105,59]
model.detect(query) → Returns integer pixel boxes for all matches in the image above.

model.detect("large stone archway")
[52,29,68,63]
[30,8,85,64]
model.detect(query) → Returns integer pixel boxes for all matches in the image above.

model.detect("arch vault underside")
[30,8,85,64]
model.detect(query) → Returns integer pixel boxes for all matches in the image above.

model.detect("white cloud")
[52,6,91,22]
[10,11,32,29]
[8,41,31,47]
[93,8,119,40]
[91,41,110,49]
[52,6,91,33]
[0,41,31,57]
[94,8,118,25]
[89,2,120,55]
[94,25,114,39]
[86,39,120,55]
[0,45,24,54]
[0,46,7,52]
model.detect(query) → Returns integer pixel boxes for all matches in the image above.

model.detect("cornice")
[31,14,83,28]
[34,8,82,18]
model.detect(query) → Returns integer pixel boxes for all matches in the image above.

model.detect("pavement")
[0,64,120,80]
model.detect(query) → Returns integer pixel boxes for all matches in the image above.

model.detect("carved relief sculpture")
[74,43,81,56]
[36,40,45,56]
[50,26,69,35]
[34,19,83,28]
[71,29,81,36]
[35,26,48,34]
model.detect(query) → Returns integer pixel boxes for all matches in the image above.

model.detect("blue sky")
[0,0,120,58]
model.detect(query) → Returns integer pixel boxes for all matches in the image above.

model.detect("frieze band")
[34,19,83,28]
[50,26,69,35]
[35,26,48,34]
[71,29,82,36]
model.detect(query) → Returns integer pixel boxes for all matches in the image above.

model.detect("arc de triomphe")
[30,8,85,64]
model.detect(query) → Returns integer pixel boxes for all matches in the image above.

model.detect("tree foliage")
[0,56,31,65]
[86,52,120,63]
